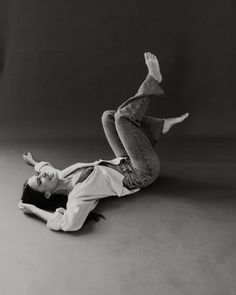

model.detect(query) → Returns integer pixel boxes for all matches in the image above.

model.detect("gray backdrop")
[0,0,235,139]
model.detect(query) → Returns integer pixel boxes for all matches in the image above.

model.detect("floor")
[0,137,235,295]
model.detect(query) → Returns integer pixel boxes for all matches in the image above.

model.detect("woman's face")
[28,172,59,194]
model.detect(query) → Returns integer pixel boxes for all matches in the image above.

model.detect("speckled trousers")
[102,75,165,189]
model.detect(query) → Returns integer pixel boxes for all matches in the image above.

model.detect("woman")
[18,52,189,232]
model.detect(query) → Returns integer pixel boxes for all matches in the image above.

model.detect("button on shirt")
[34,157,140,231]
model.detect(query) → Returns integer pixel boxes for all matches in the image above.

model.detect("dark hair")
[21,181,105,224]
[22,182,67,211]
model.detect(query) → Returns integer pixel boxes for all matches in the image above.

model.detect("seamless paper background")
[0,0,234,139]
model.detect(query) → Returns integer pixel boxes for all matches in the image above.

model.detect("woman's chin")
[52,174,60,188]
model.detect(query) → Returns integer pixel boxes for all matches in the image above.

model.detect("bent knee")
[114,109,125,120]
[114,110,130,124]
[101,110,115,123]
[114,110,139,127]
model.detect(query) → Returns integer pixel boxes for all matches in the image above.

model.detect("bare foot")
[162,113,189,134]
[144,52,162,83]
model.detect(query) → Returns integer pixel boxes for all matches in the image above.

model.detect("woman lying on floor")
[18,52,189,232]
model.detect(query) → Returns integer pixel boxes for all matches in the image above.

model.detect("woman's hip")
[119,158,160,190]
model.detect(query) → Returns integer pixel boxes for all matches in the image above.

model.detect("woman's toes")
[182,113,189,119]
[177,113,189,123]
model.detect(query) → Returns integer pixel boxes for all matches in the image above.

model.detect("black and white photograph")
[0,0,235,294]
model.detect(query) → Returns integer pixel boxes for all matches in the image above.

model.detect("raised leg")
[141,116,164,146]
[102,110,164,152]
[102,52,189,189]
[114,76,163,184]
[114,53,165,187]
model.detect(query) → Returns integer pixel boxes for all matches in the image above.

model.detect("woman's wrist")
[31,205,38,214]
[23,152,39,167]
[28,159,38,167]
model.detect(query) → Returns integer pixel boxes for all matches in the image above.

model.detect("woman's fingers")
[38,171,54,180]
[23,152,34,166]
[18,201,28,210]
[39,167,57,180]
[23,152,32,158]
[18,202,29,213]
[50,171,56,179]
[23,153,28,161]
[18,201,24,210]
[18,202,35,214]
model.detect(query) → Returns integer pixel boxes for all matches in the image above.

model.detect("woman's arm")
[32,207,54,222]
[23,152,59,177]
[23,152,39,167]
[18,201,54,222]
[47,200,99,231]
[19,200,98,231]
[23,152,49,171]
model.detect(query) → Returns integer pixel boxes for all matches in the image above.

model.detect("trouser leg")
[102,110,164,150]
[114,75,164,187]
[141,116,164,146]
[101,110,127,158]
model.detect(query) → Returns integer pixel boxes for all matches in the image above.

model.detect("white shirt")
[35,157,139,231]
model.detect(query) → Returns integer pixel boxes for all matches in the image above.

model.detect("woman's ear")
[45,192,51,199]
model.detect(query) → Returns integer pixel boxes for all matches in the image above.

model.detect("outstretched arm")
[18,201,53,222]
[23,152,39,167]
[23,152,59,177]
[19,199,99,232]
[46,199,99,231]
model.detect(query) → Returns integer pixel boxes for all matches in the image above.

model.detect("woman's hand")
[23,152,36,166]
[39,166,58,181]
[18,201,36,214]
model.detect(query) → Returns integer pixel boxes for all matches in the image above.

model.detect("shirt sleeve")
[46,199,99,231]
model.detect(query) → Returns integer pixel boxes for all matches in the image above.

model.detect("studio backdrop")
[0,0,234,139]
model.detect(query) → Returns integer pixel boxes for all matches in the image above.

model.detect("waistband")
[99,158,133,175]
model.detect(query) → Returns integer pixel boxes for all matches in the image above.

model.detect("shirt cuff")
[47,208,65,231]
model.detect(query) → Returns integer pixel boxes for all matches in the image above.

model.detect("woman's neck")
[52,177,73,195]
